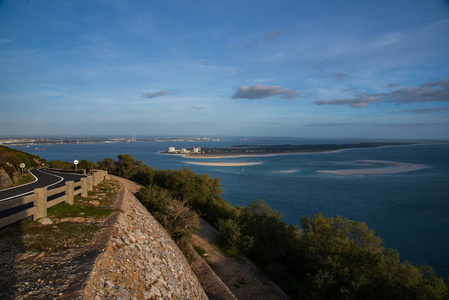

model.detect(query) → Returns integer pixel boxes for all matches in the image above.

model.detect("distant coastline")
[159,141,437,159]
[0,137,221,146]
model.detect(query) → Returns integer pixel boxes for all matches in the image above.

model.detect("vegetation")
[97,154,449,299]
[0,145,42,171]
[47,159,73,169]
[0,145,43,188]
[135,185,199,248]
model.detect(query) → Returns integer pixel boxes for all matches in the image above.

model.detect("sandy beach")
[161,151,341,159]
[183,161,263,167]
[317,160,426,175]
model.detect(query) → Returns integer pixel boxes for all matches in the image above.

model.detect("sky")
[1,0,449,139]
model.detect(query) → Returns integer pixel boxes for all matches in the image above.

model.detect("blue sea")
[12,138,449,278]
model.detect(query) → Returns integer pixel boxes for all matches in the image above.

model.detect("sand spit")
[184,161,263,167]
[161,151,337,159]
[317,160,426,175]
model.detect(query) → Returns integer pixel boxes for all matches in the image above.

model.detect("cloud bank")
[393,107,449,114]
[306,121,449,127]
[315,78,449,108]
[232,84,299,100]
[142,90,172,99]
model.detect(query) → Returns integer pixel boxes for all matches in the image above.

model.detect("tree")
[114,154,142,179]
[97,157,116,174]
[131,163,155,186]
[78,159,96,172]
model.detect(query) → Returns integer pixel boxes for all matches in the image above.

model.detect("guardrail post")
[34,188,47,220]
[65,181,75,205]
[88,175,93,192]
[93,172,99,186]
[81,177,88,197]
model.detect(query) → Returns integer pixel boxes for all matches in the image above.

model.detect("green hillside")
[0,145,43,189]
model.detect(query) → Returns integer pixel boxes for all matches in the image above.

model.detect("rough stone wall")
[82,188,208,300]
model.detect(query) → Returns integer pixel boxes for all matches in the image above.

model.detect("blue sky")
[1,0,448,139]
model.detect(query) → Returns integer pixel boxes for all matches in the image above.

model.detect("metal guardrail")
[0,170,108,228]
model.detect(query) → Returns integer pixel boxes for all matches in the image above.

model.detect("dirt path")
[109,175,142,193]
[193,219,290,300]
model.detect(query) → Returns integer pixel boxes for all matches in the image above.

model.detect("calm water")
[13,138,449,278]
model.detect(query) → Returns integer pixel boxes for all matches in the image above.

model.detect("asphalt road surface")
[0,168,86,202]
[0,168,86,220]
[0,169,85,202]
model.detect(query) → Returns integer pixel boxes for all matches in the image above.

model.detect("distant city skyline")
[1,0,449,139]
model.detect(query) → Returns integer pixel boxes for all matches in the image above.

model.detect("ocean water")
[12,138,449,278]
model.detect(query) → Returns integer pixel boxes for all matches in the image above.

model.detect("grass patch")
[193,245,207,256]
[18,172,35,185]
[48,179,119,219]
[221,246,241,259]
[213,238,242,259]
[48,202,113,219]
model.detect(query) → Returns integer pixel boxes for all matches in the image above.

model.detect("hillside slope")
[0,145,43,189]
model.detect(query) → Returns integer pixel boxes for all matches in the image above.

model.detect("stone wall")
[82,187,208,299]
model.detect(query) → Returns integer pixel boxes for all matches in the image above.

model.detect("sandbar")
[183,161,263,167]
[317,160,426,175]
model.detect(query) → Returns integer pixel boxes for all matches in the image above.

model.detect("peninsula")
[159,141,425,158]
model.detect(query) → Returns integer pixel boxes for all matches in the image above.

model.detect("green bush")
[135,185,199,242]
[217,218,241,249]
[48,160,72,169]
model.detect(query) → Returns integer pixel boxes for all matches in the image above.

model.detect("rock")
[0,168,12,189]
[89,200,101,206]
[14,253,28,263]
[105,280,114,289]
[38,218,53,225]
[118,286,130,299]
[59,217,84,223]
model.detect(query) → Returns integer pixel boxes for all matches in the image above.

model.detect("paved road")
[0,168,86,202]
